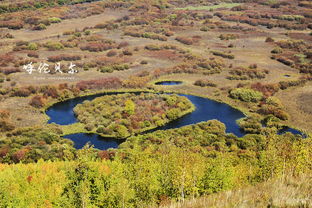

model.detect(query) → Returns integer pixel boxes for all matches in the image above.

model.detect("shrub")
[32,23,47,30]
[13,88,32,97]
[80,42,113,52]
[176,36,194,45]
[211,50,235,59]
[117,41,129,49]
[0,20,23,30]
[27,51,39,58]
[279,80,306,90]
[145,45,161,51]
[230,88,263,102]
[29,95,45,108]
[258,105,289,120]
[228,67,267,80]
[45,41,64,50]
[107,50,117,57]
[251,83,279,97]
[47,54,81,62]
[48,17,61,24]
[122,49,132,56]
[271,47,283,54]
[194,79,217,87]
[27,43,38,50]
[265,37,274,42]
[100,64,129,73]
[219,34,237,40]
[0,67,21,75]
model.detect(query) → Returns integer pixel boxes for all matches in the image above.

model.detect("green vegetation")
[48,17,62,24]
[230,88,263,102]
[73,93,194,137]
[0,121,310,207]
[0,126,75,163]
[27,43,38,51]
[44,41,65,51]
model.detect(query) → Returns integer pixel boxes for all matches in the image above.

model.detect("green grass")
[176,3,240,11]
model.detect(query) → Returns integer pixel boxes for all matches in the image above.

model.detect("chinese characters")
[23,62,78,74]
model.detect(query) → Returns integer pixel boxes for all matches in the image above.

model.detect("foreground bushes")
[0,127,74,163]
[0,120,310,207]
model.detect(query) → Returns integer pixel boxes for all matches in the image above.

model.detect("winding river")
[46,92,303,149]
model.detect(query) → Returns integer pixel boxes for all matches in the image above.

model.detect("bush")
[107,50,117,57]
[251,83,279,97]
[47,54,81,62]
[228,67,267,80]
[29,95,45,108]
[48,17,61,24]
[27,51,39,58]
[279,80,306,90]
[194,79,217,87]
[219,34,237,40]
[122,49,133,56]
[0,20,23,30]
[271,47,283,54]
[145,45,161,51]
[265,37,274,42]
[45,41,64,50]
[230,88,263,102]
[80,42,113,52]
[0,67,21,75]
[176,36,194,45]
[27,43,38,50]
[211,50,235,59]
[100,64,129,73]
[117,41,129,49]
[32,23,47,30]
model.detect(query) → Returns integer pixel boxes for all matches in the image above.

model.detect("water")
[63,133,125,149]
[155,81,182,85]
[153,94,245,137]
[47,92,127,125]
[46,92,303,150]
[278,127,306,138]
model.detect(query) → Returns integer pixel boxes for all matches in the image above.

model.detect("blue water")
[46,92,304,150]
[278,127,306,138]
[155,81,182,85]
[63,133,125,149]
[47,92,127,125]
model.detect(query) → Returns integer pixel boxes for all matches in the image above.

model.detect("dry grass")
[276,82,312,132]
[160,174,312,208]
